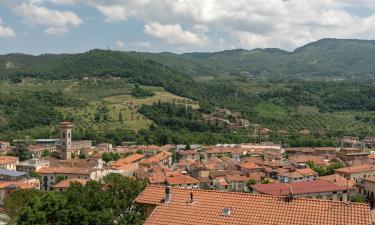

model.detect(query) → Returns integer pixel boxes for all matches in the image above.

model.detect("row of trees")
[4,174,146,225]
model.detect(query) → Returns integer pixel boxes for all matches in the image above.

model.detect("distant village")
[0,121,374,224]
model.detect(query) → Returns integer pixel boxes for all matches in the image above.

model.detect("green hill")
[129,38,375,79]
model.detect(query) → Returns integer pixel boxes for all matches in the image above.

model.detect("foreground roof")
[135,186,371,225]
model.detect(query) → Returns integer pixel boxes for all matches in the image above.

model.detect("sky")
[1,0,375,55]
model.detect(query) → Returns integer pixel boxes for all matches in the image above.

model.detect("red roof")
[166,174,199,185]
[53,178,87,189]
[111,154,144,168]
[135,186,371,225]
[252,180,350,196]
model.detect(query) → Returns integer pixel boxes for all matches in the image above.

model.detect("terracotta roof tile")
[135,186,371,225]
[53,178,87,189]
[166,174,199,185]
[37,167,94,175]
[111,154,144,168]
[335,164,375,174]
[252,180,351,196]
[0,156,18,165]
[141,151,172,165]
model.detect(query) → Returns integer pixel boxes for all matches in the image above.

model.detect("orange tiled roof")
[318,174,355,188]
[148,172,167,184]
[37,167,94,175]
[53,178,87,189]
[239,161,262,170]
[111,154,144,168]
[166,174,199,185]
[252,180,350,196]
[296,168,318,176]
[335,164,375,174]
[135,186,371,225]
[0,179,39,189]
[141,151,172,164]
[0,156,18,165]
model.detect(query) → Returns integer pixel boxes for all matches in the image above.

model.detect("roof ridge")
[145,185,369,206]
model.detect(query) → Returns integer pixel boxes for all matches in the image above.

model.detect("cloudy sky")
[1,0,375,54]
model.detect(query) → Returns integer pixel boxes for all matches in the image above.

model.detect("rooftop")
[37,167,94,175]
[166,174,199,185]
[53,178,87,189]
[111,154,145,168]
[141,151,172,164]
[252,180,350,196]
[335,164,375,174]
[135,186,370,225]
[0,156,18,165]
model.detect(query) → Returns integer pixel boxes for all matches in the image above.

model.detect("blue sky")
[1,0,375,55]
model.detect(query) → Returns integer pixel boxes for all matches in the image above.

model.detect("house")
[341,137,363,148]
[205,147,244,161]
[288,155,329,167]
[135,186,371,225]
[225,173,262,192]
[0,179,40,206]
[179,150,201,161]
[285,147,315,156]
[53,178,87,191]
[239,161,263,174]
[359,177,375,207]
[0,142,10,149]
[111,154,145,168]
[0,169,29,181]
[277,168,318,183]
[165,174,200,188]
[318,174,355,188]
[111,163,138,177]
[136,145,161,156]
[16,158,50,172]
[252,180,352,201]
[314,147,337,155]
[148,172,167,185]
[28,144,57,158]
[336,148,369,163]
[0,156,19,170]
[335,164,375,182]
[37,167,108,191]
[140,151,172,168]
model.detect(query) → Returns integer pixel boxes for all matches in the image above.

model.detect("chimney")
[165,186,172,203]
[189,192,194,204]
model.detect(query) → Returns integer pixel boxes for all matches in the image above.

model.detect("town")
[0,121,374,224]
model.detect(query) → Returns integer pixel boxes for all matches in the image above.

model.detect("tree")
[79,153,86,159]
[8,174,146,225]
[41,149,50,157]
[247,179,257,192]
[4,189,43,222]
[118,112,123,122]
[55,175,66,185]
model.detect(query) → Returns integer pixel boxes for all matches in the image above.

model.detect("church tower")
[59,121,73,160]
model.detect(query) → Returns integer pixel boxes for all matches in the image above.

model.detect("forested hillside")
[130,38,375,79]
[0,38,374,146]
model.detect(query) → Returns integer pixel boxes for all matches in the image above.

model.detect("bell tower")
[59,121,73,160]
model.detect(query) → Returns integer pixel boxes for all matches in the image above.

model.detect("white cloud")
[88,0,375,50]
[45,27,68,35]
[144,22,209,46]
[49,0,76,5]
[95,5,128,22]
[115,40,125,49]
[0,18,16,38]
[14,0,82,35]
[132,41,152,48]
